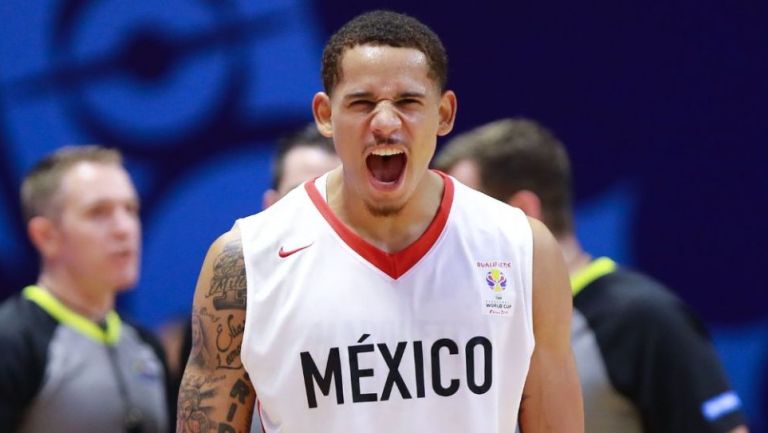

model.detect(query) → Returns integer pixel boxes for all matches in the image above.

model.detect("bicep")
[177,231,256,433]
[518,218,583,433]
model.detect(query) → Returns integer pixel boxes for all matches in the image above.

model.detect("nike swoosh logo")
[278,243,313,258]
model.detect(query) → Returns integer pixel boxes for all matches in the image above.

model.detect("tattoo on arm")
[177,373,254,433]
[189,307,217,368]
[176,373,223,433]
[208,239,247,310]
[215,314,245,370]
[195,236,246,370]
[190,308,245,370]
[205,239,247,370]
[224,373,254,430]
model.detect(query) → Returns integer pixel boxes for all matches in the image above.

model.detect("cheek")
[64,228,106,254]
[331,110,361,130]
[60,241,101,272]
[332,136,363,165]
[413,140,437,162]
[130,219,142,239]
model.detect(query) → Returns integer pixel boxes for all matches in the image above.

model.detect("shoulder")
[204,226,244,259]
[0,293,57,343]
[238,182,314,226]
[235,182,319,247]
[575,268,717,379]
[528,217,563,270]
[581,269,705,334]
[0,293,30,323]
[0,292,56,419]
[0,295,31,346]
[0,294,25,328]
[197,229,246,286]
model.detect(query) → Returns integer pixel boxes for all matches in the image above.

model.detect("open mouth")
[366,149,407,185]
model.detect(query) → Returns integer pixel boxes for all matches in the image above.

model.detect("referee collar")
[570,257,617,297]
[23,285,122,345]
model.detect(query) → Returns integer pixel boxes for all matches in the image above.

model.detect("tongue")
[367,153,406,183]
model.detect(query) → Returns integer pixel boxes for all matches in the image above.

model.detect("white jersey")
[238,172,534,433]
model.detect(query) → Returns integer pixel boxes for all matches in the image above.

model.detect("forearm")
[518,349,583,433]
[177,362,255,433]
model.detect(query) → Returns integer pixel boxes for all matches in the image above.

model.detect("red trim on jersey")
[304,171,454,279]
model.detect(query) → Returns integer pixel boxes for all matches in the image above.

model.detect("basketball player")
[435,118,748,433]
[177,11,583,433]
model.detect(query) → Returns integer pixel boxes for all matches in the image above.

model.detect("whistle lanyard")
[104,334,144,433]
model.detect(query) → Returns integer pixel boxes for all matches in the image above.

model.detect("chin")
[364,196,407,217]
[115,284,135,293]
[112,271,139,292]
[114,281,137,293]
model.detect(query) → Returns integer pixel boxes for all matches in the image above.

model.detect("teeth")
[370,148,404,157]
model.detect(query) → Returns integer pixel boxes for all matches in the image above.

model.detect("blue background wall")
[1,0,765,427]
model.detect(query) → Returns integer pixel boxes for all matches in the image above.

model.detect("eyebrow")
[343,92,375,100]
[398,92,427,99]
[83,196,140,209]
[342,91,427,101]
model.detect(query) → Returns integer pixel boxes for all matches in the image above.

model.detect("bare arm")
[177,229,256,433]
[518,218,584,433]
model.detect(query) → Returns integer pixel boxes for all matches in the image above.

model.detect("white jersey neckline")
[303,171,455,280]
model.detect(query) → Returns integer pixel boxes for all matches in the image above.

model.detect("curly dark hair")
[321,10,448,95]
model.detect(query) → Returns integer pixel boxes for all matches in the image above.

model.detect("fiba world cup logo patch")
[486,268,507,292]
[476,261,514,317]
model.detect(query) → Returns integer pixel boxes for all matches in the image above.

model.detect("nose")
[112,207,140,239]
[370,102,402,139]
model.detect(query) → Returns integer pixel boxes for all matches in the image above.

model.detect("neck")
[37,270,115,321]
[556,233,592,276]
[327,168,443,253]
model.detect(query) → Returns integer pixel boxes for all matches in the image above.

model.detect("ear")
[27,216,60,259]
[437,90,458,136]
[312,92,333,138]
[262,189,280,210]
[507,190,542,220]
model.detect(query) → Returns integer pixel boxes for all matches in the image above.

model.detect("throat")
[37,276,113,321]
[328,169,444,253]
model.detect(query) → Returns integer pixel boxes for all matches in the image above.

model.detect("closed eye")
[125,201,140,216]
[88,203,112,219]
[348,100,375,110]
[397,98,422,108]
